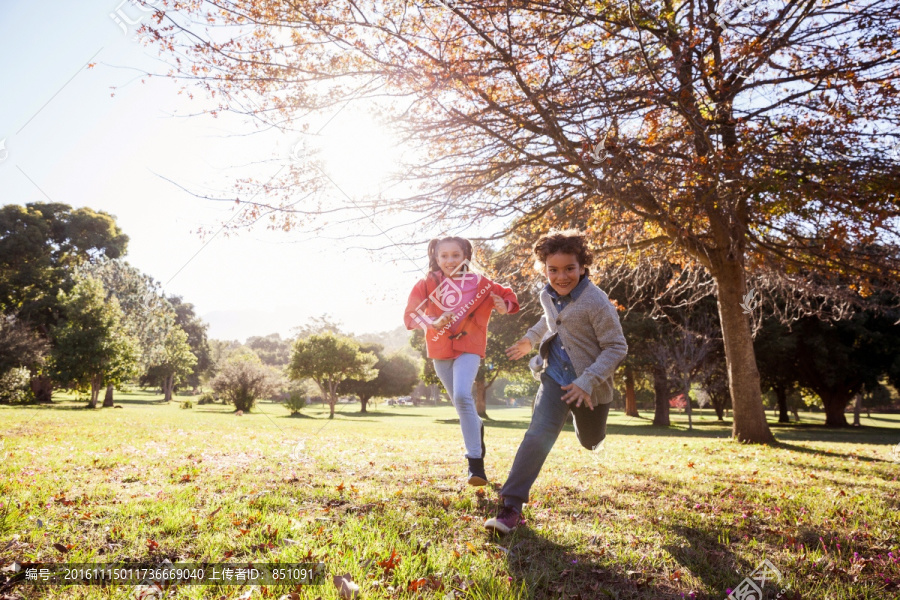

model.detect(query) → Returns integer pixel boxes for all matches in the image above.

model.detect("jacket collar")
[545,273,589,302]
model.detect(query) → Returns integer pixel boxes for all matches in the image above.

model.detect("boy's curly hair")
[533,230,593,268]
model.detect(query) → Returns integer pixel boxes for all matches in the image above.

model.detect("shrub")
[197,392,216,405]
[284,392,308,415]
[211,351,281,412]
[181,399,193,409]
[0,367,32,404]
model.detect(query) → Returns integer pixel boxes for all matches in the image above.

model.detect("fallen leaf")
[53,543,69,553]
[378,549,401,574]
[332,573,360,599]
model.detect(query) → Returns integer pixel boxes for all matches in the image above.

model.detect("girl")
[404,236,519,485]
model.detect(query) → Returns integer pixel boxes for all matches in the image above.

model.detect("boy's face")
[544,252,585,295]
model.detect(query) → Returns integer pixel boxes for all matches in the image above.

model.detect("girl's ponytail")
[426,238,441,273]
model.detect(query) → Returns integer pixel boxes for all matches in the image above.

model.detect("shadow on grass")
[489,528,682,599]
[434,414,900,450]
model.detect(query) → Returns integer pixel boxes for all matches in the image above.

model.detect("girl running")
[404,236,519,485]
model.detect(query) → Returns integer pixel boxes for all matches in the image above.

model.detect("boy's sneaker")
[467,457,488,486]
[484,505,522,534]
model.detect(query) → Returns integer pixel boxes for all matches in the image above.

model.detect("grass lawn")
[1,390,899,599]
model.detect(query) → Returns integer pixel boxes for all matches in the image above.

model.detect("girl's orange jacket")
[404,270,519,360]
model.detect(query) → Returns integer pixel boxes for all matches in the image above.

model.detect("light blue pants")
[433,352,483,459]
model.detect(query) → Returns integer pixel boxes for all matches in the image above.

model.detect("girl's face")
[435,241,467,277]
[544,252,585,295]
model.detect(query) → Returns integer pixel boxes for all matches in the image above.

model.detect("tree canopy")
[145,1,900,442]
[288,332,378,418]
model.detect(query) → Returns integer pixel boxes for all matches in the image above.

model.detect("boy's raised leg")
[571,401,610,450]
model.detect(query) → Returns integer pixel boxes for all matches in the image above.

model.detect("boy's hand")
[490,293,508,314]
[561,383,595,410]
[505,338,532,360]
[432,312,454,329]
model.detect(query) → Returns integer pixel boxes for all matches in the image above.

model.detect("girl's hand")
[505,338,532,360]
[561,383,594,410]
[432,312,454,330]
[491,293,508,314]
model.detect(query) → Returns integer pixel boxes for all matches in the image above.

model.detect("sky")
[0,0,469,342]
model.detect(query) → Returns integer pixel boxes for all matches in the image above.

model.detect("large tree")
[0,203,128,401]
[51,276,139,408]
[166,296,211,388]
[288,332,378,418]
[339,344,419,413]
[150,327,199,402]
[146,1,900,442]
[79,258,177,405]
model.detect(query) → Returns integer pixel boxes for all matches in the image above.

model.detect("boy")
[484,231,628,534]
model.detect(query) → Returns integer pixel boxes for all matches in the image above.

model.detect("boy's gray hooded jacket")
[524,280,628,406]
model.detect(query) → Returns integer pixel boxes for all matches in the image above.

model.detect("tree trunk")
[329,399,336,419]
[163,374,175,401]
[852,391,862,427]
[710,256,775,444]
[30,375,53,403]
[683,380,693,431]
[821,391,851,427]
[775,385,790,423]
[103,384,115,408]
[88,374,102,408]
[475,377,488,419]
[624,365,639,418]
[652,364,670,426]
[360,395,369,413]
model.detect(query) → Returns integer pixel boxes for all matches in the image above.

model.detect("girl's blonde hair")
[427,236,474,273]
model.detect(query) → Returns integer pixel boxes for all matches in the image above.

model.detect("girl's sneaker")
[484,506,522,534]
[467,457,488,486]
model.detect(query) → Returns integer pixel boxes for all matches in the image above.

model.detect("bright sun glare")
[314,111,401,200]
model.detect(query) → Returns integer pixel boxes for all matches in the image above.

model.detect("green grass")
[1,390,899,599]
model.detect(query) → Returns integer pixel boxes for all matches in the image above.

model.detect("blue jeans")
[499,373,610,512]
[433,353,483,459]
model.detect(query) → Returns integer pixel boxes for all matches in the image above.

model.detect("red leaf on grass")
[378,549,401,574]
[147,539,159,552]
[52,543,69,553]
